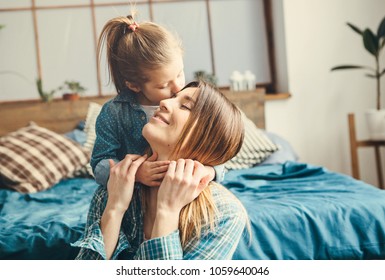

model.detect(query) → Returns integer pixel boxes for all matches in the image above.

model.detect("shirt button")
[141,116,145,120]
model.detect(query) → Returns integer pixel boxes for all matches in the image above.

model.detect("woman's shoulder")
[210,182,247,219]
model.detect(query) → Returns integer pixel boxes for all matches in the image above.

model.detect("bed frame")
[0,89,265,136]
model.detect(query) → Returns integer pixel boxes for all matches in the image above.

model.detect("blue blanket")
[1,162,385,259]
[0,178,97,259]
[223,162,385,259]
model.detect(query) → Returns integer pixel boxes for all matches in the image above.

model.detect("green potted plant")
[194,70,218,86]
[61,80,86,100]
[36,78,59,102]
[331,16,385,139]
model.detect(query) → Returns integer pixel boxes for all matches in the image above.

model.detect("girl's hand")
[106,154,147,213]
[136,152,170,187]
[156,159,211,213]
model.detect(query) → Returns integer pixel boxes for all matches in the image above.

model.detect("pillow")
[260,131,299,165]
[224,112,279,170]
[0,123,90,193]
[83,102,102,176]
[84,102,102,152]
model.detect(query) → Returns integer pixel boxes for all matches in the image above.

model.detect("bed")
[1,92,385,260]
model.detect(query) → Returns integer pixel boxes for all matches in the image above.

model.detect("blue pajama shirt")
[73,182,248,260]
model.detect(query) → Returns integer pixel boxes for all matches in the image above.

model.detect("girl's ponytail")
[97,15,183,94]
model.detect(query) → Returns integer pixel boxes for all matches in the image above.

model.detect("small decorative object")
[230,70,245,91]
[194,70,217,86]
[331,16,385,139]
[243,70,256,90]
[61,80,86,101]
[36,78,59,102]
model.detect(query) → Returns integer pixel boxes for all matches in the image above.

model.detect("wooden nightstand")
[348,113,385,189]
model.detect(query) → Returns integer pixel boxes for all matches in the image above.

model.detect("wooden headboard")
[0,96,114,136]
[0,89,265,137]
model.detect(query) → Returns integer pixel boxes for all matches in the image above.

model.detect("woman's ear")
[125,81,141,93]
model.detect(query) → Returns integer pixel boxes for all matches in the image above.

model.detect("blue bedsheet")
[223,162,385,260]
[0,178,97,259]
[1,162,385,260]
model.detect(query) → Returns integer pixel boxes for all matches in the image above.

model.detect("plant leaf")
[365,73,377,78]
[347,22,362,35]
[380,68,385,77]
[330,65,365,71]
[363,28,379,55]
[377,16,385,38]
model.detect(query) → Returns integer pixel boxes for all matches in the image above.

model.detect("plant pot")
[365,109,385,140]
[62,93,80,101]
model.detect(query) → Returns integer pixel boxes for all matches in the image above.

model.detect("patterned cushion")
[83,102,102,176]
[224,112,279,170]
[0,124,90,193]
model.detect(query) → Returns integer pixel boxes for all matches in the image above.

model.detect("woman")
[73,81,249,260]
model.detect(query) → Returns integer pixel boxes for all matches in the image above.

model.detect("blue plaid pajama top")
[72,182,248,260]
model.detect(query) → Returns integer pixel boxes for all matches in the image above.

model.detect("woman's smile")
[152,112,170,125]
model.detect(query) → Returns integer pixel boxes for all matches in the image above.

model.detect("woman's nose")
[159,98,171,111]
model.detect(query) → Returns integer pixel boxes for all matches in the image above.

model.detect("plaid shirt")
[72,182,248,260]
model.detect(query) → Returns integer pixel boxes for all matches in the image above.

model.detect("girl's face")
[142,87,197,158]
[138,53,185,106]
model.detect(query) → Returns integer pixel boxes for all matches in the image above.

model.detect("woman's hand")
[136,152,170,187]
[106,154,147,214]
[157,159,210,213]
[150,159,210,239]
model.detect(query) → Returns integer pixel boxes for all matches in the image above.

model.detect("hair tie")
[128,22,139,32]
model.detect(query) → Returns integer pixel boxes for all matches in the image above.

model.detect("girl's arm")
[91,101,121,186]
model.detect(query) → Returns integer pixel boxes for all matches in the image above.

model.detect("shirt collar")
[113,88,141,110]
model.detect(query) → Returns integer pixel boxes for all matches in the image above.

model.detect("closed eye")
[181,104,191,110]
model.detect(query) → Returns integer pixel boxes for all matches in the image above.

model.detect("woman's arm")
[134,185,248,260]
[101,155,147,259]
[151,159,209,238]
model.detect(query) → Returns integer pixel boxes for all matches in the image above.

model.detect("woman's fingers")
[184,159,195,177]
[108,159,116,169]
[127,155,148,177]
[174,159,186,182]
[166,160,177,178]
[192,161,209,192]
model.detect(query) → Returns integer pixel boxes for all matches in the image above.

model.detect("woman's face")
[142,87,197,157]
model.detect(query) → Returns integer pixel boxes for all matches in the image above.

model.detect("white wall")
[268,0,385,187]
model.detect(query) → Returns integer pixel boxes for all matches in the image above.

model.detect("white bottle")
[230,71,244,91]
[244,70,256,90]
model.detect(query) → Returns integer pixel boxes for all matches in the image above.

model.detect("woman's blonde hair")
[171,81,245,246]
[97,15,183,93]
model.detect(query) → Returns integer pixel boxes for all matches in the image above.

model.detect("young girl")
[74,81,249,260]
[91,14,221,188]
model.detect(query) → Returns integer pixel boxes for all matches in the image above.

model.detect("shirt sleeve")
[72,185,130,260]
[134,231,184,260]
[213,164,226,183]
[183,209,247,260]
[134,194,247,260]
[93,159,115,187]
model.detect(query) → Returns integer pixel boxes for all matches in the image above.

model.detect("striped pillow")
[83,102,102,176]
[0,124,90,193]
[224,112,279,170]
